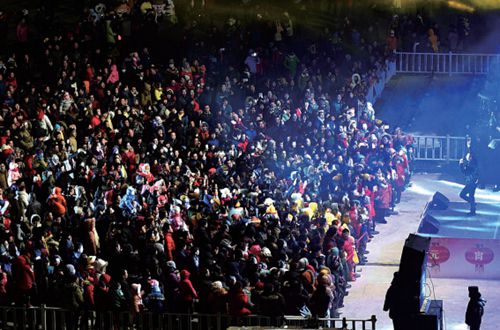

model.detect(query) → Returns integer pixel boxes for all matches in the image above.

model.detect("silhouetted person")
[384,272,418,330]
[466,286,486,330]
[459,152,478,215]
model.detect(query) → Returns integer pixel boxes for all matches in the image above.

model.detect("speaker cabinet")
[399,234,431,311]
[429,192,449,210]
[418,214,440,234]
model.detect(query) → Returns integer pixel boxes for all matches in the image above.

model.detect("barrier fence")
[396,52,500,75]
[0,305,377,330]
[412,135,466,161]
[365,59,396,104]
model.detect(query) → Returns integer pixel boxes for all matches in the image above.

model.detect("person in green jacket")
[62,274,84,329]
[284,52,300,78]
[105,16,117,47]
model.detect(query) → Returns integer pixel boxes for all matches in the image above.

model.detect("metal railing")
[412,135,466,161]
[396,52,500,75]
[365,59,397,104]
[0,305,377,330]
[285,314,377,329]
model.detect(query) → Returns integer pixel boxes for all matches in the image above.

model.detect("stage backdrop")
[426,237,500,279]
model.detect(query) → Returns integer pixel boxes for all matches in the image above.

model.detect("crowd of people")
[0,0,422,328]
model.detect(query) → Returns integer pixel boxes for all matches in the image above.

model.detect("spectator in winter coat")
[163,261,180,311]
[144,279,165,313]
[7,161,21,187]
[298,257,316,294]
[342,227,359,282]
[386,30,398,53]
[257,283,285,324]
[105,18,116,45]
[48,187,67,218]
[119,187,141,217]
[0,269,8,305]
[179,269,198,313]
[16,18,28,43]
[130,283,143,325]
[162,223,176,261]
[0,188,10,216]
[94,273,112,312]
[283,280,309,316]
[428,29,439,52]
[81,275,95,327]
[228,281,252,316]
[207,281,228,314]
[62,275,84,311]
[62,275,84,329]
[110,281,127,311]
[284,52,300,77]
[244,51,260,75]
[12,250,35,306]
[107,64,120,84]
[0,164,7,190]
[374,172,391,224]
[82,217,99,256]
[309,280,333,318]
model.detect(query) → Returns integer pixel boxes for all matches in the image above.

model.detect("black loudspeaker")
[399,234,431,311]
[404,233,431,253]
[418,214,440,234]
[429,192,449,210]
[400,237,429,283]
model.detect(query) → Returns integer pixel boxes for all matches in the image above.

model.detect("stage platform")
[418,202,500,279]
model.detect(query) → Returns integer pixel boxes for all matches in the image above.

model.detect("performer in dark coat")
[459,152,478,215]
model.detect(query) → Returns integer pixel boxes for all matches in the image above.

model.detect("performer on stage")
[459,152,479,215]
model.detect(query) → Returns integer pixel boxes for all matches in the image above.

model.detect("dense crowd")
[0,1,427,328]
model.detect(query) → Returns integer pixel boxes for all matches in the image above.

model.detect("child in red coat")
[179,270,198,313]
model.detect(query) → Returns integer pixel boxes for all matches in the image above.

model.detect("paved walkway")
[340,173,500,330]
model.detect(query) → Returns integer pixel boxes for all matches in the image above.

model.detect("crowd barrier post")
[372,314,378,329]
[216,312,222,330]
[40,304,47,330]
[446,135,451,162]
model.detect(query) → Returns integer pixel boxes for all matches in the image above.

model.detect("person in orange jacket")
[48,187,67,217]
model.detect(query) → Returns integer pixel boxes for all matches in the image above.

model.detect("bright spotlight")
[447,1,475,12]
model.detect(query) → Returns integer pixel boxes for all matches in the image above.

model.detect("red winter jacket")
[94,281,111,311]
[24,155,36,177]
[375,183,391,209]
[0,271,8,304]
[12,254,34,291]
[364,187,376,219]
[228,289,251,316]
[179,270,198,302]
[83,281,95,310]
[395,163,406,188]
[164,232,176,261]
[48,187,67,216]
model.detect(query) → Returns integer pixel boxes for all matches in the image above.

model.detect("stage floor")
[421,202,500,239]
